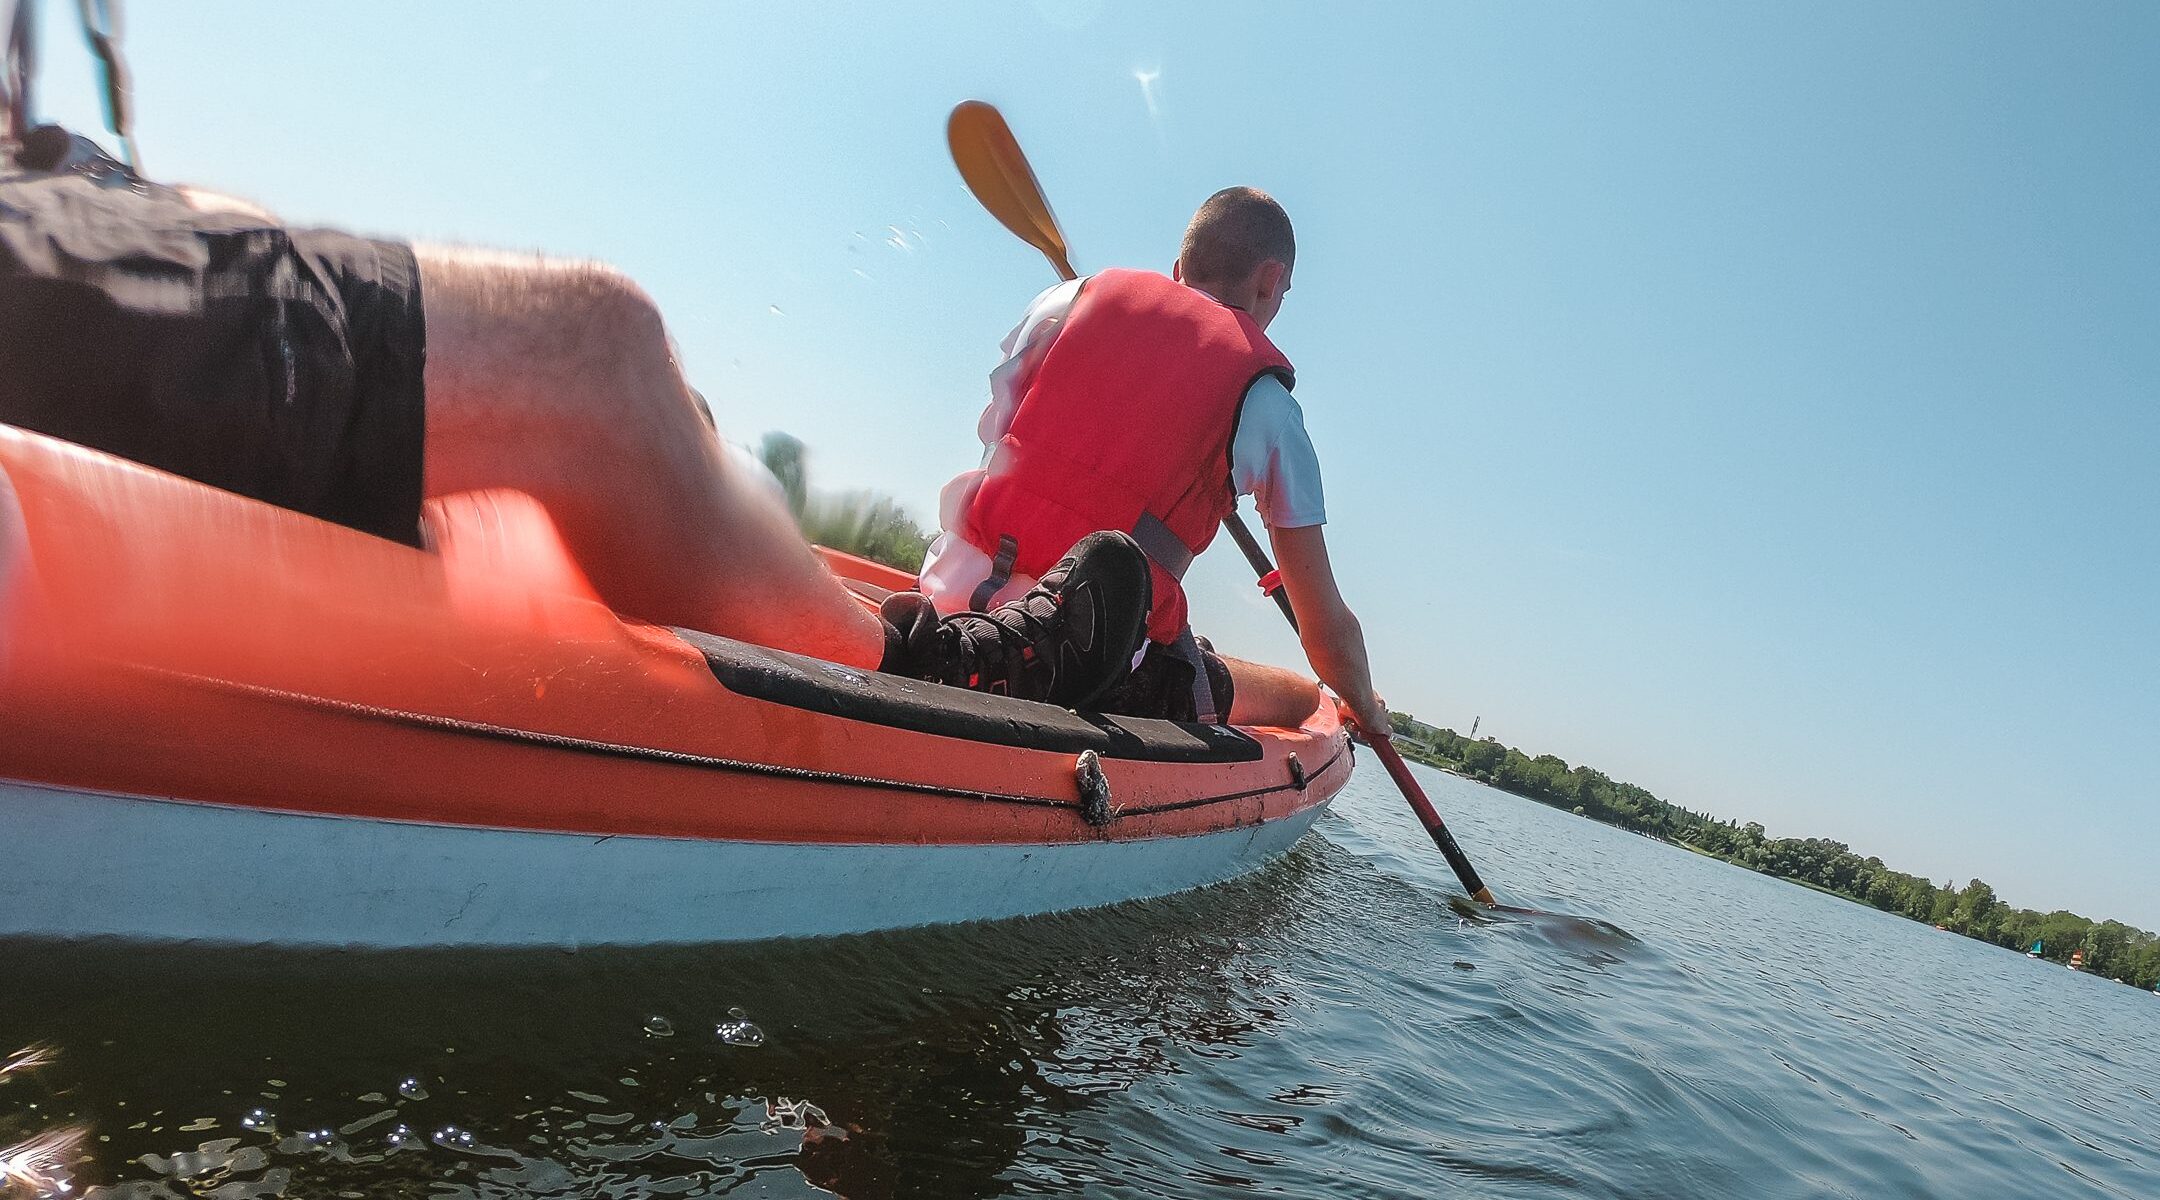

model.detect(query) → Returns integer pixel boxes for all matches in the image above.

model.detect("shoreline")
[1384,723,2159,991]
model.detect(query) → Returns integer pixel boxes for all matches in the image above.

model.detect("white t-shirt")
[920,278,1326,613]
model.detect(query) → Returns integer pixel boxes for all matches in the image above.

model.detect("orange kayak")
[0,424,1350,946]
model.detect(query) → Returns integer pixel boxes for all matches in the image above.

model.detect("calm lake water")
[3,762,2156,1198]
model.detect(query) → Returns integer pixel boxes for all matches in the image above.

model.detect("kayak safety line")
[1112,746,1350,819]
[117,663,1348,820]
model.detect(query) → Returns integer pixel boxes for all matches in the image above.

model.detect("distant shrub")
[756,432,931,573]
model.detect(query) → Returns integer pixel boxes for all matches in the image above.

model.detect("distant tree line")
[754,432,932,572]
[1388,715,2160,991]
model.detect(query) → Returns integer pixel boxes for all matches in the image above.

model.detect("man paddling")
[915,187,1387,732]
[0,114,1151,710]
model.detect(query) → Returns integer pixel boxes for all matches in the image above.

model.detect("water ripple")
[2,768,2156,1197]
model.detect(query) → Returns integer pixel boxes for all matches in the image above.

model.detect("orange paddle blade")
[947,100,1077,281]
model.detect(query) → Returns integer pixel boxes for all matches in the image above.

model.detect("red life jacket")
[959,268,1295,644]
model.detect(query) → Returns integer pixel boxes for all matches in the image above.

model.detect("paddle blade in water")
[1447,893,1634,947]
[948,100,1077,281]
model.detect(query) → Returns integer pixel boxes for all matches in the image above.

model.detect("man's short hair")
[1178,187,1294,286]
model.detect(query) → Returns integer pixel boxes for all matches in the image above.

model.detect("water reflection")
[12,771,2145,1197]
[0,838,1416,1199]
[0,1126,83,1198]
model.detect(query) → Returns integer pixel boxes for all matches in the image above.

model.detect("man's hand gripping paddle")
[947,98,1554,919]
[1216,518,1523,911]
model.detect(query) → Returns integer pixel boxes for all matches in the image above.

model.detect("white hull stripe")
[0,780,1327,947]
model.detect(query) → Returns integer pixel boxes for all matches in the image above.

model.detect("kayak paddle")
[1218,514,1498,906]
[945,98,1512,913]
[948,101,1077,283]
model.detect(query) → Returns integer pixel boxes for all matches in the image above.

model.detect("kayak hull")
[0,424,1351,946]
[3,779,1326,947]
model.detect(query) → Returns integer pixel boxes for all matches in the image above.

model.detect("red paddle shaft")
[1368,735,1498,906]
[1222,513,1498,907]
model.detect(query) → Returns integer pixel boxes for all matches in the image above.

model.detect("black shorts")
[0,171,426,544]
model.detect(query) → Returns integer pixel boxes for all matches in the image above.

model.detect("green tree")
[755,432,930,572]
[1460,739,1505,776]
[1952,879,2003,940]
[1380,725,2160,973]
[756,432,810,518]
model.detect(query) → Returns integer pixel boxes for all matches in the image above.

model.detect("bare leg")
[1221,654,1325,728]
[414,247,884,667]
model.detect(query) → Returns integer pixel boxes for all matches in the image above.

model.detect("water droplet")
[431,1126,474,1148]
[240,1108,276,1133]
[715,1011,765,1047]
[643,1015,675,1038]
[397,1078,429,1101]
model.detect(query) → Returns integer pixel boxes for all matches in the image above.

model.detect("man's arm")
[1269,522,1388,735]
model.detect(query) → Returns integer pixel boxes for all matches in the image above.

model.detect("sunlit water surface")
[4,764,2156,1198]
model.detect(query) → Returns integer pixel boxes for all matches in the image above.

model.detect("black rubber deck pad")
[673,628,1263,764]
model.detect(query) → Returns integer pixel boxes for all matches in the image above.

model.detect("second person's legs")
[413,247,888,667]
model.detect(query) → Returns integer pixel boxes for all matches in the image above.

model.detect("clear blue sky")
[28,2,2156,926]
